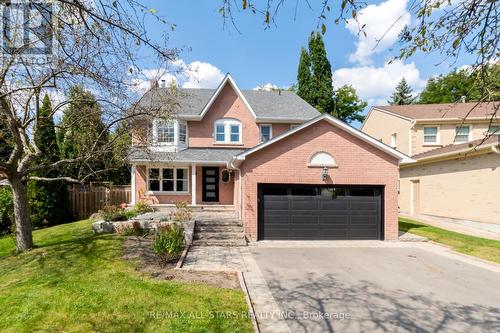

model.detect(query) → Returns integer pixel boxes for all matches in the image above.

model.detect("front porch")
[131,163,239,208]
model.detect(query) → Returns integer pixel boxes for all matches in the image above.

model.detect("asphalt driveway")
[250,245,500,333]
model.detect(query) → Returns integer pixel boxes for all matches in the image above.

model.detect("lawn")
[399,217,500,264]
[0,220,253,333]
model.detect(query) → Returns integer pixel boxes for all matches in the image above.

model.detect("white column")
[191,163,196,206]
[130,165,136,205]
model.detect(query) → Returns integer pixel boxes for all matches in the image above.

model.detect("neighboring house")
[362,102,500,224]
[129,74,411,241]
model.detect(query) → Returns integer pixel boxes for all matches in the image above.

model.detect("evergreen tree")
[0,112,13,162]
[308,32,334,114]
[58,86,109,180]
[388,78,414,105]
[297,47,314,104]
[28,94,71,227]
[333,85,367,123]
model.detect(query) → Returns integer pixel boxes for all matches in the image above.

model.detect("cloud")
[127,60,225,94]
[253,83,284,91]
[181,61,225,88]
[346,0,410,64]
[333,60,426,105]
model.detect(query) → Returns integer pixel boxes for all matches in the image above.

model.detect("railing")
[68,183,131,220]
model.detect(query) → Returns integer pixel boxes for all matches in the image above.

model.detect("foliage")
[400,217,500,264]
[0,220,252,331]
[172,201,192,223]
[296,47,314,104]
[28,95,71,228]
[0,187,13,235]
[388,78,415,105]
[333,85,367,123]
[152,224,185,264]
[114,221,144,236]
[308,32,334,114]
[98,205,136,222]
[418,65,500,104]
[134,200,153,215]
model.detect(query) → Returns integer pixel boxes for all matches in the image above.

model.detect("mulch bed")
[122,236,241,290]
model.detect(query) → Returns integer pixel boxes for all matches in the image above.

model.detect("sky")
[137,0,473,110]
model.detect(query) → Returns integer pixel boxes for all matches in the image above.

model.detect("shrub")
[152,224,184,264]
[0,187,13,235]
[98,205,130,221]
[172,201,192,223]
[134,201,153,215]
[115,221,144,236]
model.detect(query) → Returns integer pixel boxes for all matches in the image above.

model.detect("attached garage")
[259,185,383,240]
[231,114,413,241]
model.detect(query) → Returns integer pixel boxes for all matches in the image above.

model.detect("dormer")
[150,118,188,152]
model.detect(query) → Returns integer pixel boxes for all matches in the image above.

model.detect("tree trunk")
[10,177,33,252]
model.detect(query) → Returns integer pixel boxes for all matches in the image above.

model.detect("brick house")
[362,103,500,224]
[130,74,411,241]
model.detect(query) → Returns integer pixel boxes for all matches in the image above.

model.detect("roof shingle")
[374,102,499,120]
[411,135,500,160]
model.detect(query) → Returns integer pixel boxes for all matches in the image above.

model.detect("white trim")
[130,165,136,205]
[198,73,257,120]
[191,163,196,206]
[214,118,242,144]
[423,125,440,145]
[146,166,189,194]
[131,160,229,165]
[231,114,414,165]
[407,141,497,164]
[259,124,273,143]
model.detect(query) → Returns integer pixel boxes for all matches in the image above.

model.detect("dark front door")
[259,185,382,240]
[202,167,219,202]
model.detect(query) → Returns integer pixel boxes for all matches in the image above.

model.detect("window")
[148,167,188,192]
[214,119,241,143]
[487,125,500,135]
[290,124,300,130]
[179,123,187,144]
[260,124,272,142]
[423,126,438,144]
[390,133,397,148]
[157,122,174,143]
[455,126,470,143]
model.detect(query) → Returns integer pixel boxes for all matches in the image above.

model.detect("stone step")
[196,220,243,227]
[195,225,243,233]
[192,239,247,247]
[193,232,245,240]
[190,205,236,212]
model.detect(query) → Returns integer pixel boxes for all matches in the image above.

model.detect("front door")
[202,167,219,202]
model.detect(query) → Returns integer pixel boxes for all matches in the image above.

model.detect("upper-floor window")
[454,126,470,143]
[153,119,188,146]
[423,126,438,144]
[487,125,499,135]
[260,124,272,142]
[290,124,300,130]
[390,133,397,148]
[214,119,241,144]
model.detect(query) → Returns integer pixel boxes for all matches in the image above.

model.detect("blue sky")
[138,0,473,108]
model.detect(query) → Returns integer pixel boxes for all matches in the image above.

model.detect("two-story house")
[129,74,411,241]
[362,102,500,224]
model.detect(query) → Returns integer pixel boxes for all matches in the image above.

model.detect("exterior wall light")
[322,166,328,181]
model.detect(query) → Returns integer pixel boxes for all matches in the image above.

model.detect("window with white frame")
[148,167,188,192]
[390,133,397,148]
[487,125,500,135]
[153,119,188,145]
[454,126,470,143]
[214,119,242,143]
[423,126,438,144]
[260,124,272,142]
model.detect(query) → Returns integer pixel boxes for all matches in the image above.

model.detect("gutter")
[402,143,497,166]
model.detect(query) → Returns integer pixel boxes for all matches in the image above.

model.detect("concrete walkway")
[401,213,500,241]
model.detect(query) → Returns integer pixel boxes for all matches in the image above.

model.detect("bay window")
[148,167,189,193]
[214,119,242,144]
[153,119,188,146]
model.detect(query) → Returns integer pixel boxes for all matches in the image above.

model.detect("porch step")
[196,219,243,227]
[193,232,245,240]
[192,239,247,247]
[190,205,236,212]
[194,225,243,233]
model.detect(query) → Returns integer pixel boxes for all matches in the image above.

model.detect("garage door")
[259,185,382,240]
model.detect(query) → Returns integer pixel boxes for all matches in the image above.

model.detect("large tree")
[28,95,70,227]
[0,0,177,252]
[297,47,314,105]
[388,78,414,105]
[308,32,334,114]
[333,85,367,123]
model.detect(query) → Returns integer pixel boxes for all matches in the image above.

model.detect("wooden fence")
[68,183,131,220]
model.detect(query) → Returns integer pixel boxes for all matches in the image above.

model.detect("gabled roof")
[136,73,320,122]
[410,135,500,161]
[231,114,414,166]
[372,102,499,121]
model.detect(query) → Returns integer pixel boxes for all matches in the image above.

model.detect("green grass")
[0,221,253,333]
[400,217,500,264]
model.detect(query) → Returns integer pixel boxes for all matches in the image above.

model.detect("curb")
[238,271,261,333]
